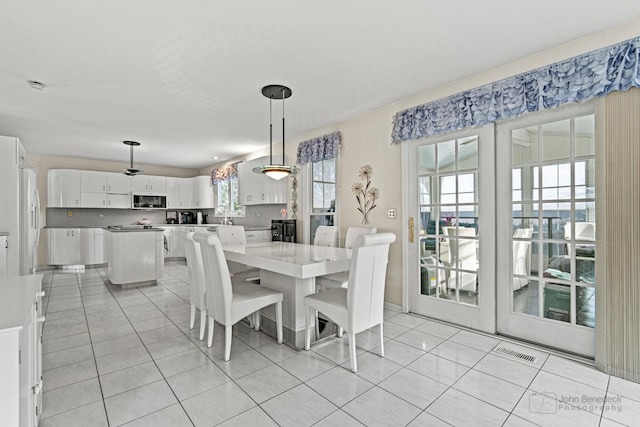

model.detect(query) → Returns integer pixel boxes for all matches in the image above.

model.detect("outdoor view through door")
[419,136,479,305]
[510,114,596,328]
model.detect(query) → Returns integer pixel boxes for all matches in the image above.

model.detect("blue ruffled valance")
[296,131,341,165]
[392,35,640,144]
[210,162,238,184]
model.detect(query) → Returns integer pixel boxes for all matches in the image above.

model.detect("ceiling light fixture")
[253,84,295,180]
[123,140,144,176]
[27,80,46,91]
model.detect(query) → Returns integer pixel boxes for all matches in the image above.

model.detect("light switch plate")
[387,208,397,219]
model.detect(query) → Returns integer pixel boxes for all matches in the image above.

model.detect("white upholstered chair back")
[314,226,339,247]
[344,226,377,249]
[194,233,233,324]
[216,225,247,246]
[346,233,395,333]
[178,230,206,309]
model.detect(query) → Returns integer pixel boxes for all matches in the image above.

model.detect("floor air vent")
[493,346,538,364]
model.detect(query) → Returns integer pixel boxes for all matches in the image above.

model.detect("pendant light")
[253,84,295,180]
[123,140,144,176]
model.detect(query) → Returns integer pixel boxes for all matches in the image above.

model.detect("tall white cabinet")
[0,275,44,427]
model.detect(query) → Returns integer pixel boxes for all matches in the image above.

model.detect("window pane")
[324,183,335,210]
[312,162,323,181]
[542,119,570,161]
[438,140,456,172]
[575,115,595,157]
[512,125,538,164]
[458,136,478,170]
[420,145,436,173]
[323,158,335,182]
[419,176,431,205]
[313,182,324,209]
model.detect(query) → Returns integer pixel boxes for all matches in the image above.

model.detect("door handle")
[409,217,415,243]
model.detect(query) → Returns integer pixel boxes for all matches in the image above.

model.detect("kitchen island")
[104,226,164,288]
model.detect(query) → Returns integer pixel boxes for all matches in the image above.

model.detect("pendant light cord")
[281,87,285,167]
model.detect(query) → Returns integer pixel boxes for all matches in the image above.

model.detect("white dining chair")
[304,232,396,373]
[314,225,339,247]
[193,233,283,361]
[177,230,207,340]
[316,226,377,289]
[216,225,260,282]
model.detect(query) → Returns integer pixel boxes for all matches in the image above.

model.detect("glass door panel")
[406,125,495,333]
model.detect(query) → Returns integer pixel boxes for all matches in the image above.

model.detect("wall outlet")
[67,210,73,217]
[387,208,397,219]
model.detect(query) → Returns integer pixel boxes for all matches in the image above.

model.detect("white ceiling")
[1,0,639,170]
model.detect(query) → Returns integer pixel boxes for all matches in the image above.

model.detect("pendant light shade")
[123,140,144,176]
[253,84,296,180]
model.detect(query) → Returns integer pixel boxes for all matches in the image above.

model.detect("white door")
[47,170,81,207]
[403,125,496,332]
[179,178,194,208]
[80,192,107,208]
[166,178,180,208]
[496,103,596,357]
[148,175,167,194]
[107,194,131,209]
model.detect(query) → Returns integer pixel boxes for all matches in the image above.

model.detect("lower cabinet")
[0,275,44,427]
[48,228,106,265]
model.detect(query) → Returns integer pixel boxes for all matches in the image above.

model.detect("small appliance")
[271,219,296,242]
[133,194,166,209]
[166,211,177,224]
[180,212,194,224]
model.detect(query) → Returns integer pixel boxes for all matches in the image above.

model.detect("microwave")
[133,194,166,209]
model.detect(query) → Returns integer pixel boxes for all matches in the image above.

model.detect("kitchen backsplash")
[45,204,287,228]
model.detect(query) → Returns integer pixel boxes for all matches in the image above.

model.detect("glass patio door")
[496,103,596,357]
[403,126,495,333]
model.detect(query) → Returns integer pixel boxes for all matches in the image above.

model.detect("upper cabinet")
[178,178,193,208]
[49,169,132,208]
[47,169,217,209]
[48,169,81,207]
[193,176,214,209]
[107,173,131,194]
[132,175,166,195]
[166,177,180,209]
[237,156,288,205]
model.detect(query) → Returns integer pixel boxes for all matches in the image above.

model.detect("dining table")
[222,241,352,348]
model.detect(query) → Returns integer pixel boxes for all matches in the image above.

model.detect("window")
[309,158,336,242]
[211,164,245,218]
[215,176,244,217]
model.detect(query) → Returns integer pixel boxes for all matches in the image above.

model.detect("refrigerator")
[0,135,40,276]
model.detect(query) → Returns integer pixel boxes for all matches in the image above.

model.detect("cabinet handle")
[108,200,111,206]
[75,199,79,205]
[102,200,106,206]
[108,185,111,191]
[102,185,106,191]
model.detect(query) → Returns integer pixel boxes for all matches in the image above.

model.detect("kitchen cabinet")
[49,170,131,208]
[238,156,288,205]
[0,275,44,427]
[80,170,107,193]
[48,169,81,207]
[107,194,131,209]
[178,178,194,208]
[132,175,166,194]
[0,235,7,278]
[48,228,101,265]
[159,226,190,259]
[245,229,271,243]
[193,176,214,209]
[94,228,105,264]
[106,173,131,194]
[166,177,180,209]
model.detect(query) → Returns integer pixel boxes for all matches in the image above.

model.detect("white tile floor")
[39,261,640,427]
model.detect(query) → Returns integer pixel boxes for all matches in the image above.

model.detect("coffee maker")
[180,211,194,224]
[166,211,178,224]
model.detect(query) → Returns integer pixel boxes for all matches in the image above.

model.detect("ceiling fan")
[123,140,144,176]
